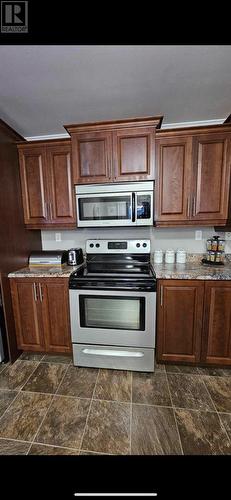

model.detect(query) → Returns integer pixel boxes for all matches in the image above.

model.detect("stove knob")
[143,243,147,248]
[136,243,141,248]
[96,243,100,248]
[90,243,94,248]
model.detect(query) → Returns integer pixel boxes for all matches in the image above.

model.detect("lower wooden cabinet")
[201,282,231,366]
[157,280,204,363]
[157,279,231,367]
[10,278,72,353]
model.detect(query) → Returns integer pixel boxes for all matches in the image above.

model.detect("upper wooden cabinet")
[192,133,231,222]
[155,127,231,226]
[18,140,76,229]
[65,116,162,184]
[155,136,193,222]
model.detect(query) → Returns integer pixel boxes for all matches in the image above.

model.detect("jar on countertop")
[165,249,175,264]
[176,248,187,263]
[154,249,163,263]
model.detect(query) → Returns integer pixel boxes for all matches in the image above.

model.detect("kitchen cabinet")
[155,136,193,222]
[201,282,231,366]
[65,116,161,184]
[156,280,204,363]
[17,140,76,229]
[157,279,231,367]
[155,127,231,226]
[10,278,72,353]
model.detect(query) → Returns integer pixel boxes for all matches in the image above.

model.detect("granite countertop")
[8,263,84,278]
[152,258,231,280]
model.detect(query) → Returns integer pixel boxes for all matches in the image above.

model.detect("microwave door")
[135,191,153,225]
[77,192,134,227]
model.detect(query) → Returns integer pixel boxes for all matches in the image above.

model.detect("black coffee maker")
[67,248,84,266]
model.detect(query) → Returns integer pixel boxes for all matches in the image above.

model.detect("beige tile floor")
[0,354,230,455]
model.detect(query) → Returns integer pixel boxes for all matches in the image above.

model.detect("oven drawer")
[73,343,155,372]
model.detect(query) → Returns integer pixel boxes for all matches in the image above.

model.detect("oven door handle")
[131,192,136,222]
[81,348,144,358]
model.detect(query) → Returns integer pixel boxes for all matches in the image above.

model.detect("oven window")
[79,296,145,331]
[136,194,151,219]
[78,196,131,221]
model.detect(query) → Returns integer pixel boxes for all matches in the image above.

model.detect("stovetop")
[69,240,156,291]
[69,255,156,291]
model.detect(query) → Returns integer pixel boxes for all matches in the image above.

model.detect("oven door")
[69,289,156,348]
[76,192,134,227]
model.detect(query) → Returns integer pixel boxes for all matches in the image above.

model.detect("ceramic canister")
[154,249,163,263]
[165,249,175,263]
[176,248,186,263]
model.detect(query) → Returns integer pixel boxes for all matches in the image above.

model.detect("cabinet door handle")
[187,197,190,218]
[33,283,38,302]
[160,285,164,307]
[49,202,52,220]
[192,196,196,217]
[45,202,48,219]
[39,283,43,302]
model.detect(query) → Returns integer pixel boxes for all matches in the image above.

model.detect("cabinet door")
[113,127,155,181]
[18,147,49,226]
[46,144,76,226]
[41,280,71,353]
[192,133,231,222]
[71,131,112,184]
[201,282,231,366]
[155,136,192,223]
[157,280,204,363]
[10,280,45,351]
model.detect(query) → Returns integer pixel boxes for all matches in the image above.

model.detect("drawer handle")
[82,348,144,358]
[39,283,43,302]
[33,283,38,302]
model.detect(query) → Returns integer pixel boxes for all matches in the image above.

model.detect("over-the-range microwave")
[75,181,154,227]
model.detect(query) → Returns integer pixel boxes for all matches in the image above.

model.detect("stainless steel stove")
[69,239,156,371]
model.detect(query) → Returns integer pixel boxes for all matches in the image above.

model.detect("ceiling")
[0,45,230,138]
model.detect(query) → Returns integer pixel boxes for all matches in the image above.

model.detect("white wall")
[41,227,228,254]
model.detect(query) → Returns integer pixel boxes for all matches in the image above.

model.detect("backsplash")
[41,227,230,254]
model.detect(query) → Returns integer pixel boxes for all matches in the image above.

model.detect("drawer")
[73,343,155,372]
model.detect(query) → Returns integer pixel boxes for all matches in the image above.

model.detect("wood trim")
[17,139,71,148]
[156,124,231,138]
[64,116,163,134]
[155,219,229,227]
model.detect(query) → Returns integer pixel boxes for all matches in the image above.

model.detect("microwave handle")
[132,192,136,222]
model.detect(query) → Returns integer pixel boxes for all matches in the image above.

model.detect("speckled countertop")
[8,263,84,278]
[152,254,231,280]
[8,255,231,281]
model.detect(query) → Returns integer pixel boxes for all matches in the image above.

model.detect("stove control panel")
[86,239,150,254]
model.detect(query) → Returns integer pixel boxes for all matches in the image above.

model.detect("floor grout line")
[165,371,184,455]
[201,377,231,445]
[26,361,71,455]
[0,436,32,447]
[78,369,100,453]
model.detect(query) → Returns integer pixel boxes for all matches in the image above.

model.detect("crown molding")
[24,132,70,141]
[161,118,225,129]
[24,118,226,140]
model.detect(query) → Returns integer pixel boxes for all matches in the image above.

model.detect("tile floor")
[0,354,230,455]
